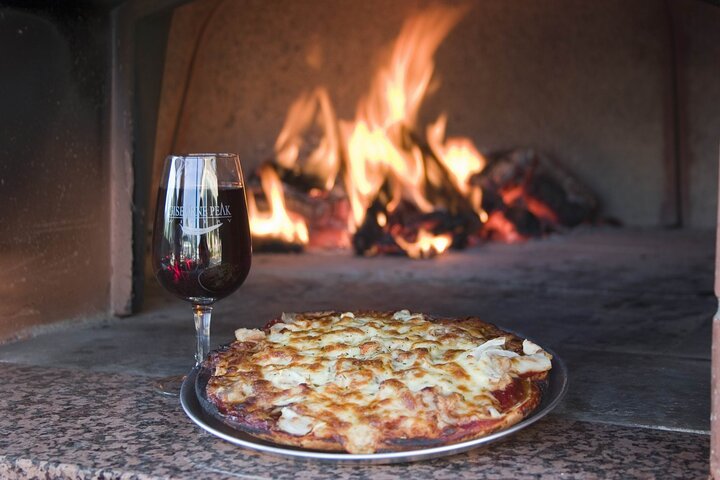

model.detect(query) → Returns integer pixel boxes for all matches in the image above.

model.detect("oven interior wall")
[151,0,720,229]
[0,5,111,340]
[675,0,720,227]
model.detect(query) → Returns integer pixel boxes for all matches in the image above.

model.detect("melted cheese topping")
[210,310,552,453]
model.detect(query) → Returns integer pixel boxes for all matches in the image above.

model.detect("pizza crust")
[204,310,552,453]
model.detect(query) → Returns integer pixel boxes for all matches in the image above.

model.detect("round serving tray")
[180,347,568,464]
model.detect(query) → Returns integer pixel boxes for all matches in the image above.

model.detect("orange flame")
[394,228,452,259]
[275,86,339,191]
[427,114,486,196]
[248,165,309,245]
[247,5,508,255]
[358,5,468,129]
[340,6,470,230]
[427,113,488,219]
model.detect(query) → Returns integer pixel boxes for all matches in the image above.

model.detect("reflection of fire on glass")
[245,5,597,258]
[155,185,250,300]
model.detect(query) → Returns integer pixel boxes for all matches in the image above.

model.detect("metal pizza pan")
[180,345,567,464]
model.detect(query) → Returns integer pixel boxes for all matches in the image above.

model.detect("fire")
[427,114,486,196]
[500,185,559,224]
[247,165,309,245]
[394,228,452,259]
[342,5,468,230]
[341,121,404,228]
[376,212,387,228]
[356,5,467,129]
[426,114,488,219]
[274,87,340,191]
[246,4,551,256]
[483,211,524,244]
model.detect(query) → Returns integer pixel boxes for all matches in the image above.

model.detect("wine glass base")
[153,374,186,397]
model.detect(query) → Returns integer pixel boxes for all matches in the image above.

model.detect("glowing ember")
[499,185,559,224]
[483,211,525,244]
[247,164,309,245]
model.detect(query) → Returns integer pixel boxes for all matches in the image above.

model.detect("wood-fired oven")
[0,0,718,477]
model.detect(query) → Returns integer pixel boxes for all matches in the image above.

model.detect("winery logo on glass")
[170,203,232,235]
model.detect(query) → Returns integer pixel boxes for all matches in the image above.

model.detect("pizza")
[203,310,552,454]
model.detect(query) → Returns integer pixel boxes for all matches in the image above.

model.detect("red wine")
[152,185,252,303]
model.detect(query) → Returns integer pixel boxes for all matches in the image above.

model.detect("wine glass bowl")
[152,153,252,393]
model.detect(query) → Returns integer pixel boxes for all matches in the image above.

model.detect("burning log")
[282,183,352,250]
[406,128,482,249]
[352,202,456,259]
[349,126,484,259]
[250,235,304,253]
[471,149,599,241]
[246,164,310,252]
[248,163,351,252]
[352,195,466,258]
[352,196,401,256]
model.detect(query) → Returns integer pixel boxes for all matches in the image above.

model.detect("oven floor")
[0,227,713,477]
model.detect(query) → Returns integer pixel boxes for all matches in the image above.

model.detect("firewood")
[471,149,599,228]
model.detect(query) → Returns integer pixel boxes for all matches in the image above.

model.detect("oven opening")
[0,0,718,476]
[148,1,694,263]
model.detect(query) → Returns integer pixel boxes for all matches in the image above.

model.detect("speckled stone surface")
[0,362,709,479]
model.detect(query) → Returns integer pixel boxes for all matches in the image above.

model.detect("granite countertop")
[0,229,713,478]
[0,363,708,479]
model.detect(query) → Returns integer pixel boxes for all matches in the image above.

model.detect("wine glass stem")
[193,304,213,365]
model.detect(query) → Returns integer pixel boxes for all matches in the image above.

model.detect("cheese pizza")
[203,310,552,454]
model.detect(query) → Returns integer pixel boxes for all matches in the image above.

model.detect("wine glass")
[152,153,252,395]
